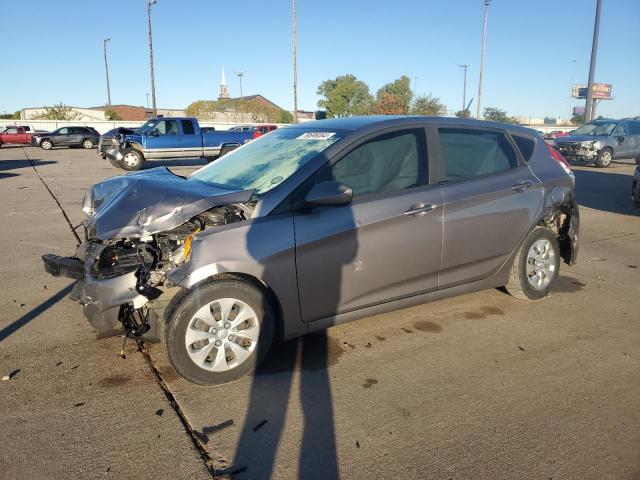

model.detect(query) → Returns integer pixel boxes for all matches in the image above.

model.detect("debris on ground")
[155,408,164,417]
[73,402,85,407]
[192,430,209,444]
[2,369,21,381]
[518,346,526,352]
[56,361,63,367]
[253,420,267,432]
[356,441,360,448]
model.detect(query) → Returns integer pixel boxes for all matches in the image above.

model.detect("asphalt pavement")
[0,145,638,480]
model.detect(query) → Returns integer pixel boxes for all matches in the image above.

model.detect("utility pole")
[476,0,490,119]
[458,64,470,112]
[147,0,158,117]
[413,77,418,97]
[584,0,602,122]
[103,38,112,106]
[292,0,298,123]
[235,71,244,102]
[146,93,150,109]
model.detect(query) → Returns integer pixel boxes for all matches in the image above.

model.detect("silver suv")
[42,116,579,385]
[554,118,640,168]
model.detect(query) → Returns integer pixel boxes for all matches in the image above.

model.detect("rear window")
[511,134,536,161]
[437,128,518,182]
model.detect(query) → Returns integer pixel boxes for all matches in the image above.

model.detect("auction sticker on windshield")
[297,132,336,140]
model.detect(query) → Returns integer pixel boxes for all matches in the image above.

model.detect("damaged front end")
[555,140,599,161]
[42,167,253,338]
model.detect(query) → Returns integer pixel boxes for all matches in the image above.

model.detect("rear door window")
[628,122,640,135]
[437,128,518,182]
[511,134,536,162]
[180,120,195,135]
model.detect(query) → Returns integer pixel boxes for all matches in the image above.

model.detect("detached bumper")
[42,250,147,332]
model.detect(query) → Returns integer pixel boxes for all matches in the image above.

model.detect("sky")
[1,0,638,119]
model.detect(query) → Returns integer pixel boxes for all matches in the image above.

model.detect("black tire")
[82,138,94,149]
[164,279,275,385]
[505,227,561,300]
[108,157,123,169]
[594,147,613,168]
[120,147,144,171]
[206,156,218,163]
[40,139,53,150]
[219,145,237,158]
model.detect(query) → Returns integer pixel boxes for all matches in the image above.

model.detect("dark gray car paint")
[48,116,579,341]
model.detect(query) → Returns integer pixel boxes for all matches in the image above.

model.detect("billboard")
[573,106,585,116]
[572,83,612,100]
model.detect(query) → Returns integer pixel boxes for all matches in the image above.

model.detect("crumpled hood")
[555,134,607,144]
[83,167,252,240]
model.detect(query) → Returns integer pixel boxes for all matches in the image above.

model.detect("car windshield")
[572,122,617,136]
[190,128,342,196]
[137,120,157,135]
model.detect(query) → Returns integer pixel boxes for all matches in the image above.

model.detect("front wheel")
[82,139,94,149]
[594,147,613,168]
[40,139,53,150]
[505,227,561,300]
[164,279,275,385]
[120,147,144,171]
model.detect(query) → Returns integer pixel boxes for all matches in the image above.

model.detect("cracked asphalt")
[0,145,639,480]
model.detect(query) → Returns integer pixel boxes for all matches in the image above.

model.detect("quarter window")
[437,128,518,182]
[628,122,640,135]
[320,130,426,197]
[511,134,536,162]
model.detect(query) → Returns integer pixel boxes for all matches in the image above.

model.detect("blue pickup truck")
[106,117,253,170]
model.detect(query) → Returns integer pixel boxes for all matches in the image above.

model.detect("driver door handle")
[404,203,437,216]
[512,180,534,192]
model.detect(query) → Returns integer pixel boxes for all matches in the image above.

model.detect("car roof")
[289,115,537,135]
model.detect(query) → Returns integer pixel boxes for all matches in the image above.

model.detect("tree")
[36,103,80,121]
[12,110,21,119]
[410,94,446,116]
[105,109,121,120]
[316,74,374,117]
[570,113,585,126]
[372,92,406,115]
[375,76,413,114]
[455,109,471,118]
[483,107,517,124]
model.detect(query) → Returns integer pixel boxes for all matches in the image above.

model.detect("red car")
[543,130,569,140]
[0,126,35,146]
[252,124,278,139]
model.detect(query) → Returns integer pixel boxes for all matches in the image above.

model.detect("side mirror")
[305,181,352,206]
[617,136,625,143]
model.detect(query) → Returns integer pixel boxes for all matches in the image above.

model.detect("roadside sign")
[572,83,612,100]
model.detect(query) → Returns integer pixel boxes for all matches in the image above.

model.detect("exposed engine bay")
[42,167,255,340]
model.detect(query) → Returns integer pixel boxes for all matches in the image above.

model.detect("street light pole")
[584,0,602,122]
[476,0,490,119]
[458,64,470,112]
[292,0,298,123]
[147,0,158,117]
[103,38,112,106]
[235,71,244,102]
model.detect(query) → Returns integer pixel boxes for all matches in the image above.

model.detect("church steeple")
[218,66,230,100]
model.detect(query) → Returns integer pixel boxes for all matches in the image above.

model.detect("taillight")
[546,143,573,177]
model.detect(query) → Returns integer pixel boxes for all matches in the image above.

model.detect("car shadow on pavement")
[573,168,638,216]
[0,283,74,343]
[0,159,56,179]
[216,196,358,479]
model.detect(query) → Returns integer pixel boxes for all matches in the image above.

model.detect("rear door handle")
[404,203,437,216]
[511,180,534,192]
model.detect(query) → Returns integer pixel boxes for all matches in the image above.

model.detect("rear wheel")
[594,147,613,168]
[82,139,94,149]
[505,227,560,300]
[164,279,275,385]
[120,148,144,171]
[40,139,53,150]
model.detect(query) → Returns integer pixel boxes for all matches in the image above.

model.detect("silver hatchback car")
[43,116,579,385]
